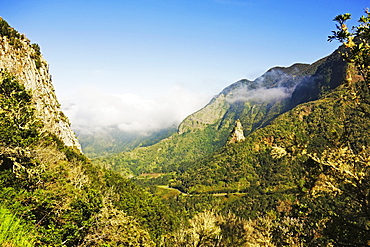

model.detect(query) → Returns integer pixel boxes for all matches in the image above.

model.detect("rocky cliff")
[0,18,81,150]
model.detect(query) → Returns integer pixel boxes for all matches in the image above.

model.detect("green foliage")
[94,124,230,176]
[31,43,41,56]
[0,70,41,185]
[0,70,40,148]
[0,17,24,49]
[164,210,305,247]
[0,160,102,245]
[103,170,180,243]
[300,146,370,245]
[82,202,155,246]
[0,206,37,246]
[29,43,43,69]
[48,133,88,162]
[0,140,176,245]
[329,9,370,85]
[0,17,20,38]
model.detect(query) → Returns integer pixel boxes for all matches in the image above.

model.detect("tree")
[163,210,222,247]
[328,9,370,149]
[304,146,370,245]
[0,70,40,148]
[82,202,155,247]
[328,9,370,85]
[0,70,41,177]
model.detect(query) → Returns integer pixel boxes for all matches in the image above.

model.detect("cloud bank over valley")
[61,85,211,135]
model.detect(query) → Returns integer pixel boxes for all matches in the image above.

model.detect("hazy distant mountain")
[76,126,177,158]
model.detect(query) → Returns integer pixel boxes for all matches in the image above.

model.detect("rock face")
[227,119,245,144]
[0,31,81,150]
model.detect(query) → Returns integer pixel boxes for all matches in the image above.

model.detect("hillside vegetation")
[0,70,182,245]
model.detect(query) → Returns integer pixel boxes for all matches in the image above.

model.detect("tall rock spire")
[227,119,245,144]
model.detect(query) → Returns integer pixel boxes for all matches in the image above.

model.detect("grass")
[0,207,37,247]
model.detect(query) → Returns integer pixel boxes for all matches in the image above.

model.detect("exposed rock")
[0,35,81,151]
[227,119,245,144]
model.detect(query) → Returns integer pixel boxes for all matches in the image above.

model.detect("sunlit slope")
[172,84,368,193]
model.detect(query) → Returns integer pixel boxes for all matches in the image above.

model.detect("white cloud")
[60,85,210,135]
[226,86,292,103]
[225,68,304,104]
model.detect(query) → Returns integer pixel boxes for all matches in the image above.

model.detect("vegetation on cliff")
[0,17,43,69]
[0,43,178,246]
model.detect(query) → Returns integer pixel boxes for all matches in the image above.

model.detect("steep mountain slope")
[98,48,346,176]
[0,18,179,246]
[0,17,80,151]
[172,87,351,193]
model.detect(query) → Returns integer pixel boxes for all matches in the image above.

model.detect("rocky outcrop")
[0,32,81,151]
[227,119,245,144]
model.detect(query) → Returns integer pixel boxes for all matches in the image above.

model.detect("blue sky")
[2,0,369,133]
